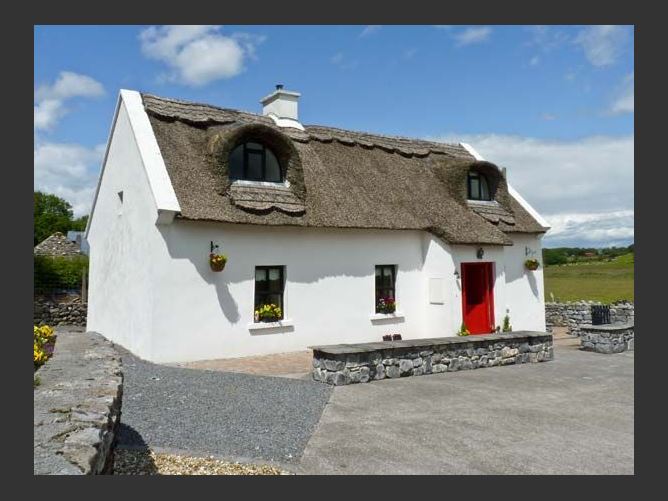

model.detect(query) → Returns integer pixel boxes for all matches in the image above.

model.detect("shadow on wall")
[158,226,241,324]
[505,259,540,300]
[158,223,424,286]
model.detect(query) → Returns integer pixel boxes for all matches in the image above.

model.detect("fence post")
[82,267,88,303]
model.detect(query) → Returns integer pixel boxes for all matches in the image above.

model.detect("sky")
[34,25,634,248]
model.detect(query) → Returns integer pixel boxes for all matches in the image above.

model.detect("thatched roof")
[142,93,548,246]
[34,232,82,257]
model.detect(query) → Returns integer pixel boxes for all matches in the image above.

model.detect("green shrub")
[502,314,512,332]
[34,255,88,293]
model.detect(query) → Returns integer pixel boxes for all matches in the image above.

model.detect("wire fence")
[34,255,88,302]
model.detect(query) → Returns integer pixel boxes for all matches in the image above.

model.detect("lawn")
[543,253,634,303]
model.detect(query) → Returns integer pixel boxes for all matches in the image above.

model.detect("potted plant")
[502,314,512,332]
[457,322,470,336]
[525,258,540,271]
[382,334,392,341]
[209,252,228,272]
[392,333,402,341]
[255,303,282,323]
[376,297,396,314]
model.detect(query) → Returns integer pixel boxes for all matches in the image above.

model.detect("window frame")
[254,265,285,320]
[230,142,283,183]
[375,264,397,313]
[467,171,492,201]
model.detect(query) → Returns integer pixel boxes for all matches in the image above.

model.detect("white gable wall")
[86,100,164,359]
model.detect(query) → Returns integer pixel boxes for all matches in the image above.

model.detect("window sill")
[247,319,294,331]
[370,312,405,321]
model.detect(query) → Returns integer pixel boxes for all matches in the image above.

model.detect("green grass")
[544,253,634,303]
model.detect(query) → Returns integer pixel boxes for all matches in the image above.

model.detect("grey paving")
[297,340,634,475]
[116,347,332,464]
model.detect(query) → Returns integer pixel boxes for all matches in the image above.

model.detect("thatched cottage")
[85,87,550,363]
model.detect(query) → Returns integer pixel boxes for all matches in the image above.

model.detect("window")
[375,265,396,313]
[254,266,285,319]
[467,171,491,201]
[229,142,282,182]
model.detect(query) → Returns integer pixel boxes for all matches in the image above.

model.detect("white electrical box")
[429,278,445,304]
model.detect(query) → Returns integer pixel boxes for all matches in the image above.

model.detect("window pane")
[247,152,263,180]
[265,150,282,182]
[480,175,490,200]
[246,142,263,151]
[268,268,282,292]
[255,268,267,283]
[469,177,480,199]
[229,145,244,179]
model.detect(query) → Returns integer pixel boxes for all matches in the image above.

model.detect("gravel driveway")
[117,348,332,465]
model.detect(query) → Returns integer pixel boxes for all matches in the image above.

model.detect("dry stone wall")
[34,329,123,475]
[312,332,553,386]
[34,296,87,327]
[580,323,634,354]
[545,301,634,336]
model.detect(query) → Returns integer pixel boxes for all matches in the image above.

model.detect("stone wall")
[545,301,634,336]
[311,332,553,386]
[580,323,634,354]
[34,296,87,327]
[34,329,123,475]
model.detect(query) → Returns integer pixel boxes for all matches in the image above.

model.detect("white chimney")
[260,84,304,131]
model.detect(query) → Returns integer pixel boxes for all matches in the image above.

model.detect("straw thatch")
[142,93,548,246]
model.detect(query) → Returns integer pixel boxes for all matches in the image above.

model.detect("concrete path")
[297,340,634,475]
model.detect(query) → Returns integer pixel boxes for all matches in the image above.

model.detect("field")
[543,253,634,303]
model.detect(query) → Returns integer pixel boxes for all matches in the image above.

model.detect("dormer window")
[467,170,491,201]
[229,142,283,183]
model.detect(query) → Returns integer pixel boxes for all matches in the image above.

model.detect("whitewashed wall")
[86,101,165,358]
[143,222,546,362]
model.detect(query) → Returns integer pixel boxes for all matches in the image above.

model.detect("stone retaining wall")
[545,301,634,336]
[311,332,553,386]
[580,323,634,354]
[34,296,87,327]
[34,329,123,475]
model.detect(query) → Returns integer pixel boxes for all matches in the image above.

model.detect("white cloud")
[529,55,540,66]
[330,52,358,70]
[35,71,104,102]
[34,71,104,132]
[539,113,557,121]
[139,25,264,86]
[429,133,634,247]
[453,26,491,47]
[34,142,105,216]
[360,25,381,37]
[34,99,66,131]
[609,72,634,115]
[574,25,630,67]
[542,210,634,247]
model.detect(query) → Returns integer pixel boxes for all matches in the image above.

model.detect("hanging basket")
[525,259,540,271]
[209,253,227,272]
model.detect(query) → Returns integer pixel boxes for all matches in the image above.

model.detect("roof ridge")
[304,124,462,148]
[141,92,466,151]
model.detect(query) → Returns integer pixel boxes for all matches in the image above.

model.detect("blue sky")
[34,25,634,247]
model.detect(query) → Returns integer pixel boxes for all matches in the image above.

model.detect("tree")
[34,191,88,245]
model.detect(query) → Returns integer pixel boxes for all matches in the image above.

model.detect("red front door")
[461,262,495,334]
